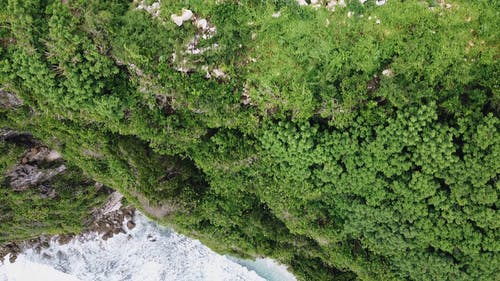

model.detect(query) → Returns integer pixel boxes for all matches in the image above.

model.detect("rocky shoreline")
[1,129,137,265]
[0,193,136,264]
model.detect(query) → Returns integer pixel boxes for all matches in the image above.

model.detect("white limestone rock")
[171,9,193,26]
[296,0,308,6]
[382,69,394,77]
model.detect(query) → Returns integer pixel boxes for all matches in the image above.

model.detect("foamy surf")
[0,255,82,281]
[0,212,296,281]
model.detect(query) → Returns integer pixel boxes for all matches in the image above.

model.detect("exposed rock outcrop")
[7,159,66,191]
[171,8,193,26]
[0,242,20,263]
[91,191,124,221]
[86,191,136,241]
[1,192,137,262]
[21,146,62,164]
[38,184,57,199]
[0,129,36,146]
[0,88,22,109]
[1,135,66,192]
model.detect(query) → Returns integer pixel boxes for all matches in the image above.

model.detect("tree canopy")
[0,1,498,280]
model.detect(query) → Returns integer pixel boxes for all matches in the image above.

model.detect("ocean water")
[0,212,296,281]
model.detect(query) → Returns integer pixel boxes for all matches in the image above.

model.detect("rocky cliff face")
[0,193,136,263]
[0,90,157,263]
[0,130,180,265]
[0,125,111,249]
[1,130,65,196]
[0,127,135,263]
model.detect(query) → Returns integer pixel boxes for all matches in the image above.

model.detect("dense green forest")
[0,0,498,280]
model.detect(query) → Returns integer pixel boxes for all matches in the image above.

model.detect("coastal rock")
[102,231,113,241]
[0,243,20,263]
[101,192,124,216]
[127,220,136,230]
[86,192,136,240]
[57,234,74,246]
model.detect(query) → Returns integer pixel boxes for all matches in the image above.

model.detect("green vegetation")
[0,0,498,280]
[0,139,108,243]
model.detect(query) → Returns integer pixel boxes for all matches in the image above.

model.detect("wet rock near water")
[87,200,136,241]
[56,234,74,246]
[127,220,136,230]
[84,191,136,240]
[0,242,20,263]
[0,204,137,263]
[1,134,137,263]
[0,236,53,263]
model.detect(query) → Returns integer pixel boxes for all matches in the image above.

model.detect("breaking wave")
[0,212,296,281]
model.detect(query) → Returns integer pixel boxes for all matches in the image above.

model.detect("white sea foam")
[0,212,296,281]
[230,257,297,281]
[0,255,82,281]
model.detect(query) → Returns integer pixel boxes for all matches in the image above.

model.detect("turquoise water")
[1,212,296,281]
